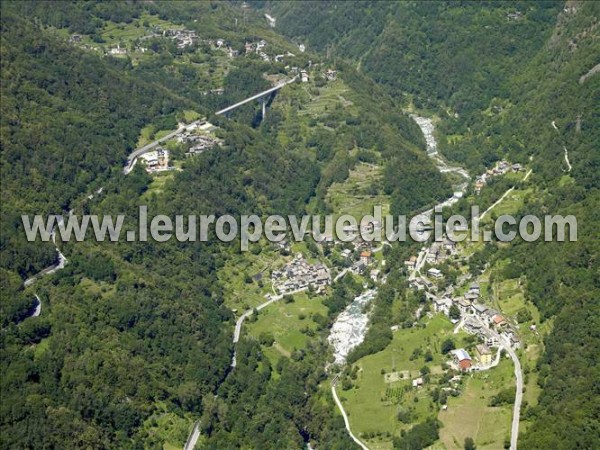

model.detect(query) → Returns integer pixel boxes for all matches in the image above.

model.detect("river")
[328,289,377,365]
[411,115,470,221]
[327,115,470,367]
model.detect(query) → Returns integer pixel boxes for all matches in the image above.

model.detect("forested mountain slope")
[0,2,453,448]
[268,1,600,448]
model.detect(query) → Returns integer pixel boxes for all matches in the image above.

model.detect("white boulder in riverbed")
[328,290,376,365]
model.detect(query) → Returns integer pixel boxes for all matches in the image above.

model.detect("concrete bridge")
[124,77,296,174]
[215,76,297,116]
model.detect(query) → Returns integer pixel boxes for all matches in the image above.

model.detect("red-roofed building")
[459,359,472,370]
[452,348,473,371]
[492,314,507,328]
[360,251,372,266]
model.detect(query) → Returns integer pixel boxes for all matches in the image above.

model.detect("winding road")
[125,77,297,175]
[123,124,192,174]
[331,377,370,450]
[24,218,69,289]
[412,115,524,448]
[183,422,200,450]
[478,168,533,221]
[503,339,524,450]
[231,287,308,367]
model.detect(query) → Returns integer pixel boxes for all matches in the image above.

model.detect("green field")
[326,162,390,221]
[438,359,514,449]
[141,171,175,199]
[246,292,329,364]
[100,13,183,46]
[298,80,360,119]
[136,123,177,148]
[339,314,467,447]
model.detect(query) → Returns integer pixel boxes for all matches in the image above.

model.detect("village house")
[451,348,472,371]
[484,308,500,322]
[476,344,493,365]
[464,317,483,334]
[486,335,500,347]
[360,251,372,266]
[140,148,169,173]
[410,279,425,291]
[475,178,486,194]
[404,255,417,270]
[426,244,440,263]
[276,239,291,252]
[433,296,452,315]
[464,292,479,302]
[325,69,337,81]
[457,298,472,315]
[492,314,507,329]
[508,333,521,349]
[507,11,523,21]
[443,238,457,253]
[427,268,443,279]
[300,69,309,83]
[469,283,480,294]
[412,377,424,388]
[472,303,488,316]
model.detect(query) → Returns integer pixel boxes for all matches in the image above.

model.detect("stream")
[327,115,470,367]
[411,115,470,220]
[328,289,377,365]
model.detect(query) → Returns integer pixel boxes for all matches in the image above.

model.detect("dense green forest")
[1,1,599,449]
[270,1,600,448]
[0,1,451,448]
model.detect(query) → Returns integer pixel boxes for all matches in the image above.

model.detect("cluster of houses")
[108,44,128,55]
[474,160,524,194]
[426,239,458,263]
[140,148,169,173]
[324,69,337,81]
[338,247,375,275]
[272,254,331,295]
[428,282,521,350]
[164,28,198,49]
[245,39,269,61]
[283,65,337,84]
[183,134,219,156]
[404,239,459,278]
[176,122,220,156]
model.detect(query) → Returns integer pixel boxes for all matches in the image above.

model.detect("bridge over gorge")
[214,76,297,117]
[123,76,297,174]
